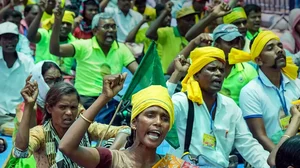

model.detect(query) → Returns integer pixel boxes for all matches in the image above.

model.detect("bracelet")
[80,113,93,124]
[282,135,291,139]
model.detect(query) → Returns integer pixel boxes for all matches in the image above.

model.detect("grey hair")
[91,13,114,29]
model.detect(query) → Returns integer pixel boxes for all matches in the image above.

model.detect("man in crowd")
[244,4,262,42]
[49,11,138,124]
[146,6,196,73]
[237,31,300,152]
[168,46,269,167]
[0,22,34,125]
[27,1,76,75]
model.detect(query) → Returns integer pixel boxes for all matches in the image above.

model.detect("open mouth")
[105,35,114,42]
[63,118,73,125]
[147,130,161,140]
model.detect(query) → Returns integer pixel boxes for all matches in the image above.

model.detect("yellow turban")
[42,11,75,30]
[229,31,299,80]
[131,85,174,130]
[181,47,226,105]
[223,7,247,24]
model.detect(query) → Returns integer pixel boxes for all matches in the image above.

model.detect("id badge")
[203,133,216,150]
[279,108,290,131]
[280,116,291,130]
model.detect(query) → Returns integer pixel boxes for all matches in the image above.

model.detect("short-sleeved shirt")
[71,37,135,96]
[35,29,76,74]
[220,63,258,106]
[240,69,300,139]
[156,27,188,73]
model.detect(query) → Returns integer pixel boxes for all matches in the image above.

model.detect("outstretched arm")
[59,73,127,168]
[146,1,172,40]
[27,0,45,43]
[125,16,149,42]
[49,2,75,57]
[185,2,231,41]
[15,76,38,154]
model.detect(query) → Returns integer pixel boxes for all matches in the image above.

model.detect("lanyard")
[258,76,288,116]
[209,101,217,132]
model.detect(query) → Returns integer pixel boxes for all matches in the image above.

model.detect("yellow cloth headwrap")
[181,47,226,105]
[42,11,75,30]
[131,85,174,130]
[223,7,247,24]
[229,31,299,80]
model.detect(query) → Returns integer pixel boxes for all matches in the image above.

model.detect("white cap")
[0,22,19,35]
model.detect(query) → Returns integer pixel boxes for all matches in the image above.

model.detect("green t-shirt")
[156,27,188,73]
[220,63,258,106]
[35,29,76,74]
[72,37,136,96]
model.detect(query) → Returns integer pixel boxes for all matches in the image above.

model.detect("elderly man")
[168,46,269,167]
[233,31,300,152]
[0,22,34,126]
[49,9,138,123]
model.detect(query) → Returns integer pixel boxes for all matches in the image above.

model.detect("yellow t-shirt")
[71,37,136,96]
[135,27,151,53]
[156,27,188,73]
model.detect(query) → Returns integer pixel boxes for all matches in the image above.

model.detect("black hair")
[41,62,62,77]
[65,5,79,17]
[275,135,300,168]
[3,9,22,21]
[244,4,261,16]
[44,82,80,122]
[155,4,165,17]
[24,4,35,16]
[135,0,146,5]
[85,0,98,6]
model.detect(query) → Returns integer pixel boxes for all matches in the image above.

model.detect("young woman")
[59,73,198,168]
[13,76,130,167]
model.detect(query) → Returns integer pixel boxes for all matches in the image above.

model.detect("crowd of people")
[0,0,300,167]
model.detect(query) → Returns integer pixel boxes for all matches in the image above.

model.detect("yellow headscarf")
[223,7,247,24]
[42,11,75,30]
[229,31,299,80]
[131,85,174,130]
[181,47,226,105]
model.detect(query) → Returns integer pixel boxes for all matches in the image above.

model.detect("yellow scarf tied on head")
[228,30,299,80]
[181,47,226,105]
[223,7,247,24]
[42,11,75,30]
[131,85,174,130]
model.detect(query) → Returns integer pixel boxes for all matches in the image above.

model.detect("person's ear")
[193,71,201,81]
[255,56,263,66]
[131,118,137,130]
[45,103,52,115]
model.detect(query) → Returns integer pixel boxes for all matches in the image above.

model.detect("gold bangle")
[80,113,93,124]
[282,135,291,139]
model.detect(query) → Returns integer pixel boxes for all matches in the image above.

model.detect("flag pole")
[99,99,124,146]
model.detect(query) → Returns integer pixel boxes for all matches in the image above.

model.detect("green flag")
[122,41,180,149]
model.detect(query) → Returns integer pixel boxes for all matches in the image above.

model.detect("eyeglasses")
[100,24,117,31]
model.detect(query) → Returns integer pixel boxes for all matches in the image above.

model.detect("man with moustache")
[168,46,269,167]
[49,11,138,124]
[231,31,300,152]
